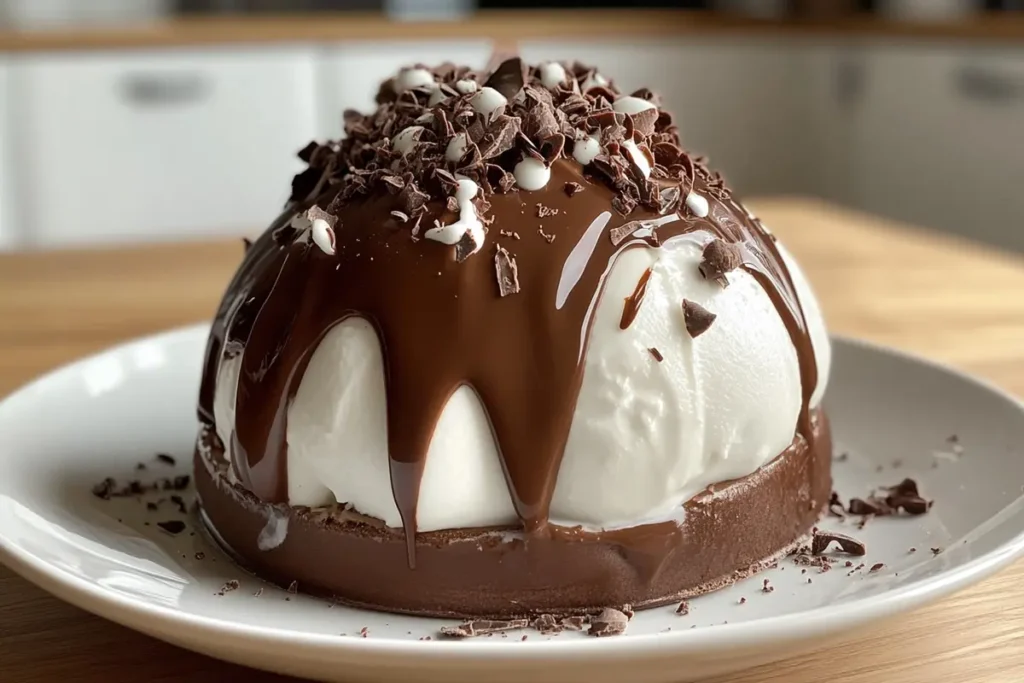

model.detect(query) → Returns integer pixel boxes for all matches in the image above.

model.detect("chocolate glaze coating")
[195,410,831,618]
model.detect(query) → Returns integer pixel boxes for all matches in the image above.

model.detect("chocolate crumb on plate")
[587,608,629,638]
[194,552,205,561]
[156,453,176,466]
[359,627,369,638]
[675,600,690,616]
[811,530,867,556]
[217,580,239,596]
[561,615,589,631]
[682,299,717,338]
[91,477,116,500]
[171,475,191,491]
[531,614,561,635]
[932,547,943,555]
[762,579,774,594]
[870,563,885,572]
[648,347,664,362]
[287,580,299,594]
[494,246,520,297]
[254,587,264,598]
[738,597,747,605]
[440,619,529,639]
[170,494,188,514]
[156,520,186,535]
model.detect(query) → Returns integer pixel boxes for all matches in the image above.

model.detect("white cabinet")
[9,46,319,248]
[846,44,1024,250]
[319,40,493,139]
[0,59,11,249]
[518,38,803,198]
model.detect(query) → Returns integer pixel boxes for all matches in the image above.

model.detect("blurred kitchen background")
[0,0,1022,253]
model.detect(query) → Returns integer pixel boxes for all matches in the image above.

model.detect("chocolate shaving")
[494,246,520,297]
[561,616,589,631]
[156,453,176,466]
[699,238,742,287]
[531,614,561,635]
[440,619,528,638]
[609,220,645,246]
[564,181,584,197]
[390,210,409,223]
[870,563,885,572]
[675,600,690,616]
[587,608,629,637]
[484,58,526,101]
[811,531,866,556]
[648,347,664,362]
[682,300,716,338]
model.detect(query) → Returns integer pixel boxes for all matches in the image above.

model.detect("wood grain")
[2,198,1024,682]
[1,11,1023,53]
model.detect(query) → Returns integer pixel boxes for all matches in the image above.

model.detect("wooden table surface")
[3,197,1024,682]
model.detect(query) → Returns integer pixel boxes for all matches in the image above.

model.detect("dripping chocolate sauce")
[197,161,818,570]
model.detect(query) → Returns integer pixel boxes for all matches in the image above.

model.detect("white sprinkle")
[572,133,601,166]
[311,219,336,255]
[613,96,657,115]
[513,157,551,191]
[581,71,608,92]
[471,86,508,117]
[257,507,289,551]
[395,67,436,93]
[539,62,567,89]
[685,192,710,218]
[445,133,469,162]
[392,126,424,156]
[623,139,652,179]
[455,79,479,94]
[424,178,485,255]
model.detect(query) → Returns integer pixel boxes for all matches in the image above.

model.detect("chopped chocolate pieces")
[156,520,186,535]
[587,608,629,638]
[609,220,645,246]
[156,453,176,466]
[535,203,559,218]
[440,619,529,638]
[848,478,931,517]
[91,477,116,500]
[848,497,887,516]
[648,347,664,362]
[531,614,561,634]
[561,616,588,631]
[811,531,866,557]
[564,181,584,197]
[762,579,774,594]
[484,57,526,101]
[675,600,690,616]
[494,246,520,297]
[870,563,885,572]
[699,238,742,287]
[682,300,717,338]
[217,580,239,596]
[454,231,480,264]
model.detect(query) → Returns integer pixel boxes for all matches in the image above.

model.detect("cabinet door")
[518,38,801,197]
[11,47,319,248]
[320,40,493,139]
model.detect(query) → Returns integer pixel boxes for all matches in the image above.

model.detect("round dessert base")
[194,411,831,619]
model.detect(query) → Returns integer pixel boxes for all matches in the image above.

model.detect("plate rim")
[2,323,1024,659]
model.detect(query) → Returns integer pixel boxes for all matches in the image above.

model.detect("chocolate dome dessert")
[194,57,832,618]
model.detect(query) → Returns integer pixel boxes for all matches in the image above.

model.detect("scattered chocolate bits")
[848,478,931,518]
[675,601,690,616]
[587,608,629,638]
[216,580,240,596]
[440,619,529,638]
[762,579,774,594]
[699,238,742,287]
[648,347,664,362]
[170,494,188,514]
[171,475,191,491]
[560,616,588,631]
[682,299,717,338]
[156,453,176,466]
[494,246,520,297]
[932,547,943,556]
[91,477,117,500]
[531,614,561,635]
[156,520,186,536]
[869,563,885,573]
[564,181,584,197]
[194,552,206,561]
[811,531,867,557]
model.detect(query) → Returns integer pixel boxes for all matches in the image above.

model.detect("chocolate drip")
[619,267,653,330]
[202,161,817,567]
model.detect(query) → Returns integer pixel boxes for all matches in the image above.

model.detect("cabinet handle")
[119,72,210,106]
[955,65,1024,104]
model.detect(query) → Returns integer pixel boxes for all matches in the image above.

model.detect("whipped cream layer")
[212,231,829,533]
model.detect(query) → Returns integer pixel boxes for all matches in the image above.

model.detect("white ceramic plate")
[2,325,1024,683]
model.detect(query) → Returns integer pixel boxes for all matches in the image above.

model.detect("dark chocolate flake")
[172,475,191,491]
[440,619,529,639]
[682,300,716,338]
[156,453,176,466]
[811,531,867,557]
[587,608,629,637]
[870,563,885,572]
[494,246,520,297]
[675,600,690,616]
[564,181,584,197]
[156,520,186,535]
[648,347,664,362]
[484,57,526,101]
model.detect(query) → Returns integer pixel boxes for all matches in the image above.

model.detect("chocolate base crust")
[194,410,831,619]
